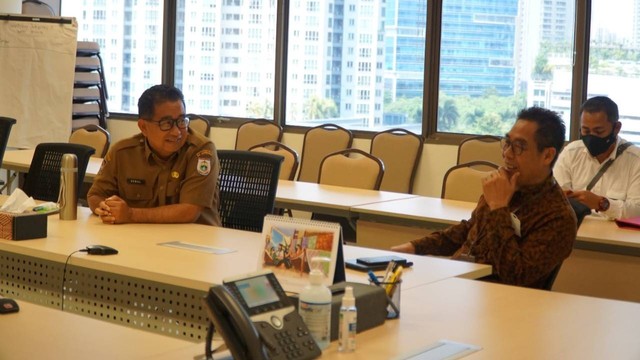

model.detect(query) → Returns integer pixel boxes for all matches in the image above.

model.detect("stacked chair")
[73,41,108,130]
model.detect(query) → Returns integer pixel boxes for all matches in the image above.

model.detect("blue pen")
[368,270,381,286]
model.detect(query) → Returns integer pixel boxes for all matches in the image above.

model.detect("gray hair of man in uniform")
[138,84,186,120]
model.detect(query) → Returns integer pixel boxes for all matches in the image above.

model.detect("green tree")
[384,97,423,123]
[246,99,274,118]
[438,99,459,131]
[304,96,338,119]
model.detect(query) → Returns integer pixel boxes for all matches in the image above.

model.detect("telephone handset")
[203,270,322,360]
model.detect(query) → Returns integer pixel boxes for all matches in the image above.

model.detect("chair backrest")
[69,124,110,158]
[318,149,384,190]
[187,114,211,137]
[217,150,283,232]
[441,161,499,202]
[23,143,95,202]
[370,128,423,193]
[542,198,591,291]
[249,141,299,181]
[234,119,283,151]
[457,135,503,168]
[0,117,17,169]
[22,0,55,16]
[297,124,353,183]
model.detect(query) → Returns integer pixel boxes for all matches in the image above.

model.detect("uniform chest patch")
[127,178,146,185]
[197,158,211,176]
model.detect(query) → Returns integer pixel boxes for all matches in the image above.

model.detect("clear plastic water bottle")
[298,257,332,350]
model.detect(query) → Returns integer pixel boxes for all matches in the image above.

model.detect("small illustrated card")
[260,214,341,293]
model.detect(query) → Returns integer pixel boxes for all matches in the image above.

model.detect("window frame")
[106,0,590,142]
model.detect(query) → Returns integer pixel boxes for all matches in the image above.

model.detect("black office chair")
[0,117,16,169]
[542,198,591,291]
[217,150,283,232]
[22,143,95,202]
[0,117,17,192]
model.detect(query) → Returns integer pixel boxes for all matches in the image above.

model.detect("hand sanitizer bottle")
[339,285,357,352]
[298,257,332,350]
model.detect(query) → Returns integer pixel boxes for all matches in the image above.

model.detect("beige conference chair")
[315,148,384,242]
[370,128,423,193]
[318,148,384,190]
[186,113,211,137]
[249,141,299,181]
[69,124,111,158]
[234,119,282,151]
[441,161,498,202]
[297,124,353,183]
[457,135,503,169]
[22,0,55,16]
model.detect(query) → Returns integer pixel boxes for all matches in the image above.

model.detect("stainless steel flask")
[59,153,77,220]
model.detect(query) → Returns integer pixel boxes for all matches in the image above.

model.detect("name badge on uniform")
[510,212,521,237]
[127,178,145,185]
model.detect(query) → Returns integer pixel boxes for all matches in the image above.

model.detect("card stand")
[369,277,402,319]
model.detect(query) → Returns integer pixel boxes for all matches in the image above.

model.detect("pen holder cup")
[369,277,401,319]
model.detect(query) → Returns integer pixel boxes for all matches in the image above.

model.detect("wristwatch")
[597,197,610,212]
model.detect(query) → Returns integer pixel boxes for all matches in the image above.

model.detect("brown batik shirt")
[411,175,577,289]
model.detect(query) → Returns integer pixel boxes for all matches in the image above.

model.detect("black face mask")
[581,131,616,157]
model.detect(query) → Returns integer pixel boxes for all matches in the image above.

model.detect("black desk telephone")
[203,270,322,360]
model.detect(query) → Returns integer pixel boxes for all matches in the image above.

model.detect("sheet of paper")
[396,340,481,360]
[158,241,235,255]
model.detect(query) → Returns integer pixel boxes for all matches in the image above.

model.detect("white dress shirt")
[554,137,640,219]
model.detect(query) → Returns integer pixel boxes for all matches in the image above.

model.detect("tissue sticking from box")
[0,188,39,213]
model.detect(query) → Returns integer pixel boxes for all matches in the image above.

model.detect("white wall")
[107,119,458,198]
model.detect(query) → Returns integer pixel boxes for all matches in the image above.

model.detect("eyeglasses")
[500,137,528,156]
[144,115,190,131]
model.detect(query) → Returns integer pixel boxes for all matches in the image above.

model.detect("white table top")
[323,277,640,359]
[0,207,491,293]
[353,194,640,254]
[0,300,200,360]
[275,179,418,215]
[156,277,640,359]
[352,195,476,225]
[575,216,640,250]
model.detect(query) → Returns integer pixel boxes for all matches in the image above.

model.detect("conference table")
[0,300,202,360]
[6,276,640,359]
[150,277,640,360]
[0,206,491,344]
[351,196,640,303]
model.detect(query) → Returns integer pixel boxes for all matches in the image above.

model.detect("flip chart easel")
[0,14,77,148]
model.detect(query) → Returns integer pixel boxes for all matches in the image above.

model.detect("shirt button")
[136,193,140,198]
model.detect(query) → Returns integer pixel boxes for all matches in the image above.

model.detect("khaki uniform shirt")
[88,131,221,226]
[411,175,576,289]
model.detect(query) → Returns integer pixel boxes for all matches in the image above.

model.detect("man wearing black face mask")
[554,96,640,219]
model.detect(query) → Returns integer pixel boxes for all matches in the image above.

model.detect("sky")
[591,0,634,39]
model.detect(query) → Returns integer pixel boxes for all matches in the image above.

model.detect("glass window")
[588,0,640,144]
[61,1,164,114]
[174,0,277,118]
[285,0,426,133]
[437,0,575,138]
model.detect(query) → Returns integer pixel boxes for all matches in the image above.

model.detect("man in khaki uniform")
[88,84,221,226]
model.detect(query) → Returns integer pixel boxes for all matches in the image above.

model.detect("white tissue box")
[0,212,47,240]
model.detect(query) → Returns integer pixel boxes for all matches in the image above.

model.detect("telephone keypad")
[257,312,321,360]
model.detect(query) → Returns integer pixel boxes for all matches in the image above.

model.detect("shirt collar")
[512,174,556,205]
